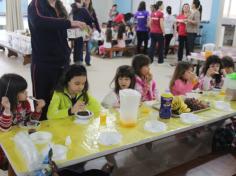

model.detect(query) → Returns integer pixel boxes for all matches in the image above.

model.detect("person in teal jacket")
[47,64,101,119]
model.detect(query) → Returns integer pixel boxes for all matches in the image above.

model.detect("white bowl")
[214,101,233,111]
[19,120,41,129]
[30,131,52,144]
[42,144,68,161]
[144,120,167,133]
[75,110,93,120]
[180,113,201,124]
[98,131,122,146]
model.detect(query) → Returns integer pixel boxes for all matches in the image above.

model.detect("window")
[0,0,6,15]
[223,0,236,18]
[0,0,28,16]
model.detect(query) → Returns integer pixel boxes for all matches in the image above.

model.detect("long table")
[187,47,236,76]
[0,96,236,176]
[0,40,31,65]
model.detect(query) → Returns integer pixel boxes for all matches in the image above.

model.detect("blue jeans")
[148,33,164,63]
[74,37,91,64]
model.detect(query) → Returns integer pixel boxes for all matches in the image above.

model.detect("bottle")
[159,90,173,119]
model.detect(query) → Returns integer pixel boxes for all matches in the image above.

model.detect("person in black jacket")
[70,0,94,66]
[28,0,86,120]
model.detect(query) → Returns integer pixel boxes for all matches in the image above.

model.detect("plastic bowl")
[75,110,93,120]
[30,131,52,144]
[180,113,201,124]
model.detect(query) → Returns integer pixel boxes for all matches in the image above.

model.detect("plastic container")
[225,73,236,100]
[119,89,141,127]
[159,92,173,119]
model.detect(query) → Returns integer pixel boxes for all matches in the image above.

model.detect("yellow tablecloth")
[1,96,236,175]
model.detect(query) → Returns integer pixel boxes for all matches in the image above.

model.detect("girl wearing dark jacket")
[71,0,94,66]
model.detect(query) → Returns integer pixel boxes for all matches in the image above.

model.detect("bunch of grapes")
[184,98,208,111]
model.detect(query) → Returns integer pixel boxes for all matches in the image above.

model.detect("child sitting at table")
[170,61,198,96]
[222,56,235,74]
[0,73,45,132]
[0,74,45,170]
[102,65,136,108]
[132,54,158,101]
[99,27,113,57]
[199,55,225,91]
[47,64,100,119]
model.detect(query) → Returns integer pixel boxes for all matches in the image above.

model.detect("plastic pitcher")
[225,73,236,100]
[119,89,141,127]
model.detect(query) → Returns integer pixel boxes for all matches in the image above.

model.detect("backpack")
[212,117,236,152]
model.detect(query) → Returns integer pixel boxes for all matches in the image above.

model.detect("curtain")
[6,0,24,31]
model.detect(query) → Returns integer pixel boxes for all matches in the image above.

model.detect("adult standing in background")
[109,4,118,22]
[82,0,101,66]
[148,1,165,64]
[134,1,149,54]
[71,0,94,66]
[176,3,190,61]
[186,0,201,54]
[164,6,175,59]
[113,13,133,25]
[28,0,86,120]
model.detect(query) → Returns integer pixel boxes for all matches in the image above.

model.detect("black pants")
[31,63,66,120]
[136,31,149,54]
[178,36,189,61]
[148,33,164,63]
[164,34,173,56]
[74,37,91,64]
[187,33,197,54]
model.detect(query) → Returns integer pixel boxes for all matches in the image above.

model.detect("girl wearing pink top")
[132,54,158,101]
[170,61,198,96]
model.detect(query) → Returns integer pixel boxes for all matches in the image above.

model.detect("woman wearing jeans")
[186,0,201,55]
[148,1,165,64]
[134,1,149,54]
[176,3,190,61]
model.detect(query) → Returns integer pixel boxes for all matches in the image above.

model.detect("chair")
[202,43,216,51]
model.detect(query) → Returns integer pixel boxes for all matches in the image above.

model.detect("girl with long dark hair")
[134,1,149,54]
[47,64,100,119]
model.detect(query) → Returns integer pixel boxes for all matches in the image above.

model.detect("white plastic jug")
[224,73,236,100]
[119,89,141,127]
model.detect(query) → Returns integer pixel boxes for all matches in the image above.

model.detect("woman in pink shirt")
[170,61,198,96]
[148,1,165,64]
[176,3,190,61]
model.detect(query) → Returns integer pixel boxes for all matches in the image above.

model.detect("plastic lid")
[226,72,236,80]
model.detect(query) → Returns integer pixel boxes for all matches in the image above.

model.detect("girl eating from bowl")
[47,65,100,119]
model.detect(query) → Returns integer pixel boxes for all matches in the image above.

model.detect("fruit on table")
[184,98,209,111]
[172,96,191,115]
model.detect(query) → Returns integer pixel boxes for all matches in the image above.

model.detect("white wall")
[132,0,212,21]
[93,0,114,23]
[61,0,114,24]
